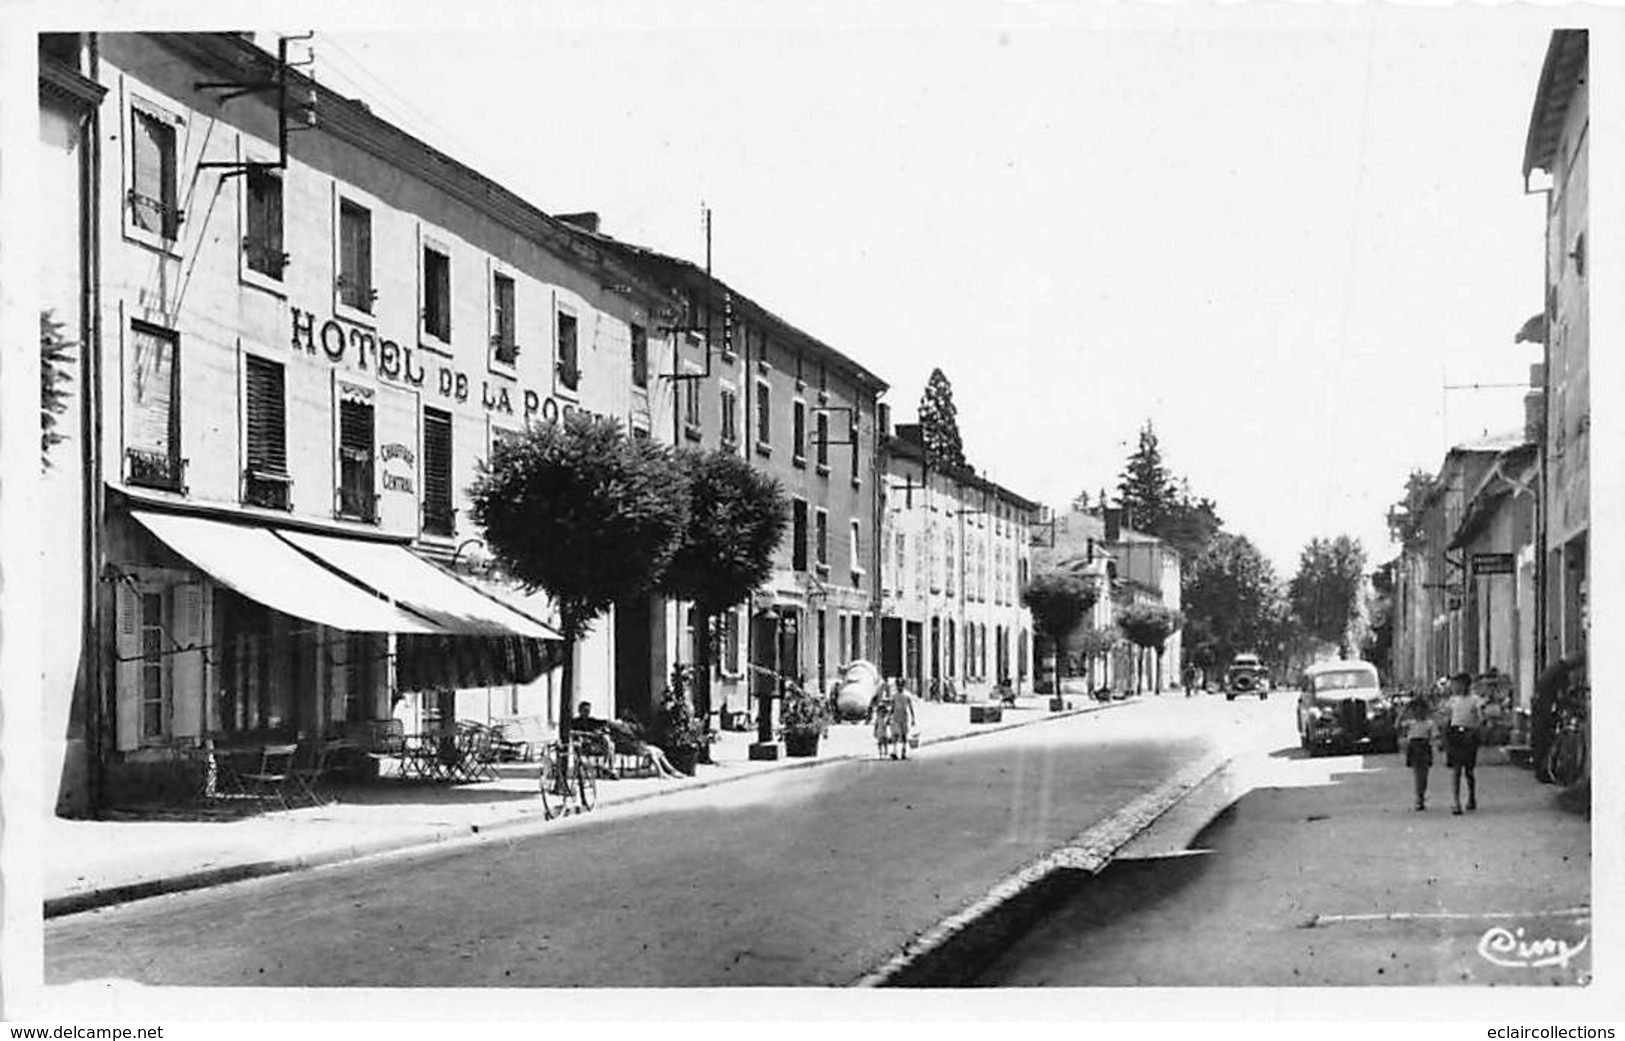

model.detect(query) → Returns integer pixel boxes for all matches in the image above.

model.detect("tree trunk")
[557,633,576,752]
[1154,646,1164,693]
[694,606,714,764]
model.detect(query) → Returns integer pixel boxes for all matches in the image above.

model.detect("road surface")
[48,696,1268,988]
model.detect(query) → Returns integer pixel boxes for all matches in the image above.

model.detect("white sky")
[264,4,1585,574]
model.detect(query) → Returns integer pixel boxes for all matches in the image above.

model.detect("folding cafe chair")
[238,743,300,810]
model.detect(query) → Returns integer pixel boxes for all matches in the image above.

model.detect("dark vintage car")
[1225,653,1271,700]
[1296,660,1397,754]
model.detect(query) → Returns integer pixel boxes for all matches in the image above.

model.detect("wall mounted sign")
[1471,552,1516,576]
[290,305,615,428]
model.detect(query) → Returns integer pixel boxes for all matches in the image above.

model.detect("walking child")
[1443,672,1486,815]
[1400,696,1437,811]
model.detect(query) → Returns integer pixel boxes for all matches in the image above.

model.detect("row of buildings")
[41,31,1112,816]
[1386,30,1589,738]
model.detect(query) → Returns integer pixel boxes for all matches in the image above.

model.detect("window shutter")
[356,210,372,300]
[128,326,175,457]
[266,173,283,261]
[115,583,142,752]
[244,356,286,474]
[423,408,453,532]
[170,583,207,739]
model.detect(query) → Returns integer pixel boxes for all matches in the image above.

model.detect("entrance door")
[614,594,654,723]
[881,618,903,678]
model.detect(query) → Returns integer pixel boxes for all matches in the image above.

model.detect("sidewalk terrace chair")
[468,725,502,782]
[291,737,345,806]
[238,743,300,810]
[493,717,546,762]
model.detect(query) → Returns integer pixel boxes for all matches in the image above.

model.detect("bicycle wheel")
[539,747,564,819]
[573,752,598,813]
[1549,732,1582,787]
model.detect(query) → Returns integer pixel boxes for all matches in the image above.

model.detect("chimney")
[878,402,892,438]
[1524,390,1545,444]
[556,212,601,234]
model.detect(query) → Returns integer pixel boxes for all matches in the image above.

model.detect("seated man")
[568,702,618,776]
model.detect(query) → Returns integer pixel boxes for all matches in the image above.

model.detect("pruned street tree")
[1117,601,1184,693]
[919,367,966,469]
[469,412,690,751]
[1021,569,1098,692]
[1073,625,1119,685]
[658,448,789,760]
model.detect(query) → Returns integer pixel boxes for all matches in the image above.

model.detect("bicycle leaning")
[1546,683,1589,788]
[538,735,599,820]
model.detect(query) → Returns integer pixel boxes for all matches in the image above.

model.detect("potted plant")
[655,669,710,776]
[778,682,831,758]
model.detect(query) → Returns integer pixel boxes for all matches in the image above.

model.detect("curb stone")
[852,750,1232,988]
[45,697,1139,919]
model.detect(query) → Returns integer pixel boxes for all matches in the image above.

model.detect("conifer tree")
[1116,421,1175,532]
[918,368,966,469]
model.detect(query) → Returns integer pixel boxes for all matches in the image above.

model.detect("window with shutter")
[816,509,829,569]
[130,108,177,239]
[243,355,289,509]
[756,382,771,445]
[630,323,648,389]
[126,322,181,490]
[815,412,829,469]
[423,407,454,536]
[792,401,806,465]
[339,201,372,312]
[337,387,376,522]
[423,247,451,341]
[139,591,167,741]
[556,311,579,391]
[720,388,738,449]
[791,500,808,572]
[244,168,285,279]
[492,273,517,365]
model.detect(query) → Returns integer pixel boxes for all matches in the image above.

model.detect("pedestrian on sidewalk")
[1443,672,1485,815]
[890,680,919,760]
[1400,696,1438,810]
[869,683,895,759]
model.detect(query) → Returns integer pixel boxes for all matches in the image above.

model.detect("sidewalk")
[46,694,1126,917]
[973,743,1592,987]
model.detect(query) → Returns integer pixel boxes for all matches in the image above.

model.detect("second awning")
[277,530,562,641]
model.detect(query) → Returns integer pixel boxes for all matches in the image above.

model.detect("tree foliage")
[918,367,966,469]
[41,310,74,469]
[1288,535,1369,656]
[470,412,690,639]
[1116,421,1174,533]
[1022,569,1098,649]
[1181,532,1285,668]
[1386,469,1440,547]
[1116,602,1183,650]
[657,448,789,729]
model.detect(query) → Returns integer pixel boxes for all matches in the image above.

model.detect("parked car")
[831,660,881,721]
[1296,660,1398,754]
[1225,653,1271,700]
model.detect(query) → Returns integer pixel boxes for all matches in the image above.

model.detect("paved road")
[975,695,1592,987]
[47,696,1266,988]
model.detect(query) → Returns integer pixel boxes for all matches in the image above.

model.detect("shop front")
[102,499,559,803]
